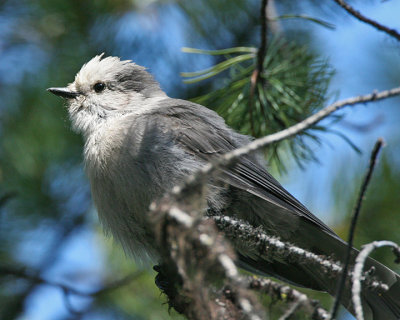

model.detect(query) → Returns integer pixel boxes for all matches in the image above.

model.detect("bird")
[48,54,400,319]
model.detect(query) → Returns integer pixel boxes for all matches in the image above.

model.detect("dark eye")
[93,82,106,93]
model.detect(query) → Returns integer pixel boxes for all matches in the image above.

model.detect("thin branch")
[0,265,144,298]
[249,0,269,136]
[1,214,85,320]
[257,0,268,75]
[0,191,16,208]
[330,138,384,319]
[278,298,306,320]
[0,192,16,229]
[63,271,145,316]
[172,86,400,201]
[1,266,144,318]
[352,241,400,320]
[333,0,400,42]
[91,272,145,297]
[0,265,84,296]
[245,277,329,320]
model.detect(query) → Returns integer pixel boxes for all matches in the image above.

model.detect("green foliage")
[274,14,336,30]
[181,47,256,83]
[182,38,336,170]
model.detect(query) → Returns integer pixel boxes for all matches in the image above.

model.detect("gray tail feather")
[344,251,400,320]
[238,250,400,320]
[362,266,400,320]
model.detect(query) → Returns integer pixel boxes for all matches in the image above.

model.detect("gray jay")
[48,55,400,319]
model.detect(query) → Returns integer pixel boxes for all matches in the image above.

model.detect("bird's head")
[48,54,164,134]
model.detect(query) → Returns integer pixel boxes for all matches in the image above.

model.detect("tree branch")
[211,215,389,293]
[1,214,85,320]
[352,241,400,320]
[257,0,268,75]
[333,0,400,42]
[0,191,16,208]
[172,86,400,200]
[213,215,342,273]
[150,203,265,320]
[0,265,144,314]
[151,202,339,319]
[244,277,329,320]
[330,138,384,319]
[249,0,269,136]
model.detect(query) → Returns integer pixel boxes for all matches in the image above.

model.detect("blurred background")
[0,0,399,319]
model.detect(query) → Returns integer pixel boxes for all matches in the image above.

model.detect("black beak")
[47,87,80,99]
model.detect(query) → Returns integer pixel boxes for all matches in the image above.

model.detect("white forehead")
[74,54,133,86]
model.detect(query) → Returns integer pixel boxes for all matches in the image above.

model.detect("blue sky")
[283,1,400,227]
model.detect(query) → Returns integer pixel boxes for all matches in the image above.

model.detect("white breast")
[83,116,159,263]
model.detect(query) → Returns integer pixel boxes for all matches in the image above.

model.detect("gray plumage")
[48,55,400,320]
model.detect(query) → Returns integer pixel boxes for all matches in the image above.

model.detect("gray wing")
[147,100,400,316]
[148,99,351,290]
[153,99,337,236]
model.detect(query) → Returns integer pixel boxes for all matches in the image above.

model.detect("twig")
[279,299,305,320]
[257,0,268,75]
[91,271,145,297]
[352,241,400,320]
[330,139,384,319]
[245,276,329,320]
[0,265,84,296]
[1,214,85,320]
[0,192,16,208]
[0,265,144,298]
[172,86,400,199]
[249,0,269,136]
[0,192,16,230]
[2,266,144,317]
[333,0,400,42]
